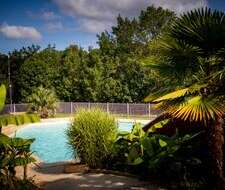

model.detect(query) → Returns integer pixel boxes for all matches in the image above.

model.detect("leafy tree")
[97,6,175,59]
[138,6,175,41]
[18,46,61,100]
[0,54,8,85]
[145,8,225,189]
[95,6,174,102]
[9,45,40,102]
[54,45,92,101]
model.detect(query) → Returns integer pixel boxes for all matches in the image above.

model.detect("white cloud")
[41,11,60,21]
[0,23,42,40]
[45,21,63,32]
[79,19,113,33]
[52,0,208,33]
[27,10,60,21]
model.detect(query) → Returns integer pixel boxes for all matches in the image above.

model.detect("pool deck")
[15,161,159,190]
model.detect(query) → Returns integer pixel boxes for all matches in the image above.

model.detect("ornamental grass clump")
[67,108,118,168]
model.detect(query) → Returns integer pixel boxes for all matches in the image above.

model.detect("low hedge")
[0,113,40,127]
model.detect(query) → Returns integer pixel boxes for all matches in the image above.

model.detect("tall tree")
[8,45,40,102]
[97,6,175,59]
[18,46,60,101]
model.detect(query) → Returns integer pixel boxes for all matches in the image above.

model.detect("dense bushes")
[67,108,118,168]
[0,113,40,127]
[112,124,211,190]
[67,110,210,189]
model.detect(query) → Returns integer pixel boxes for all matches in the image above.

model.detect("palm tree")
[145,8,225,189]
[26,86,58,118]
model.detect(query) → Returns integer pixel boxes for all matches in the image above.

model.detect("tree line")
[0,6,174,103]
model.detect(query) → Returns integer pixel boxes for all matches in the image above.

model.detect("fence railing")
[1,102,161,118]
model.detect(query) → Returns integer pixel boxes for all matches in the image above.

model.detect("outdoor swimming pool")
[15,120,142,163]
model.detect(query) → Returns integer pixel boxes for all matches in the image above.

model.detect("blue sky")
[0,0,225,54]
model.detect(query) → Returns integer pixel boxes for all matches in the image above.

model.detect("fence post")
[148,103,151,119]
[70,102,73,114]
[88,102,91,110]
[13,103,16,113]
[127,103,129,117]
[106,102,109,113]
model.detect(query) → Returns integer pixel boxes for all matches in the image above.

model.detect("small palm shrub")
[67,108,118,168]
[26,86,58,118]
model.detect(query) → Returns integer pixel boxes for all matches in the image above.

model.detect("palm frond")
[169,7,225,55]
[153,88,189,102]
[144,87,176,102]
[160,96,225,122]
[152,83,207,103]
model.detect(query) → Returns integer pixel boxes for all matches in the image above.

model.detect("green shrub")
[28,114,40,123]
[0,84,6,112]
[0,116,6,126]
[8,115,17,125]
[15,115,24,125]
[0,133,35,189]
[0,113,40,127]
[113,124,211,189]
[23,114,31,124]
[0,115,16,126]
[67,108,118,168]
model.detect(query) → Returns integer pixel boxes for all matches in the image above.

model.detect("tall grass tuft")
[67,108,118,168]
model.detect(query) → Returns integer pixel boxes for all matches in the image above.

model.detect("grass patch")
[0,113,40,127]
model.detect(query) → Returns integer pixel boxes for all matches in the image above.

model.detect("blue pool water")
[15,121,135,163]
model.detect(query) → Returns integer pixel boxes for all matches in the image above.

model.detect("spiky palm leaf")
[170,8,225,54]
[145,39,201,82]
[146,83,206,102]
[145,8,225,123]
[155,95,225,123]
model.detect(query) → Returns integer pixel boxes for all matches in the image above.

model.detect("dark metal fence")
[1,102,161,118]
